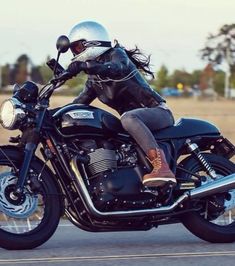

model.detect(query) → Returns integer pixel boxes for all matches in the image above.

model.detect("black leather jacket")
[73,47,166,115]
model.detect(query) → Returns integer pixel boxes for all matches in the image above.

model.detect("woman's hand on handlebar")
[50,61,86,85]
[50,71,72,84]
[67,61,87,76]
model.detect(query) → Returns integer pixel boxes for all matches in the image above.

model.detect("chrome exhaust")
[70,156,235,219]
[189,173,235,199]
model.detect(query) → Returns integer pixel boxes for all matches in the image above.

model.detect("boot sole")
[143,177,177,188]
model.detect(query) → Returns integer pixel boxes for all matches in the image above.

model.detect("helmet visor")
[70,40,86,55]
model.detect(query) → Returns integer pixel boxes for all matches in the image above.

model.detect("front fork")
[16,142,38,193]
[186,139,217,179]
[15,107,47,194]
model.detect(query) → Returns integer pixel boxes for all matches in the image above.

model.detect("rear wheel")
[180,153,235,243]
[0,148,62,249]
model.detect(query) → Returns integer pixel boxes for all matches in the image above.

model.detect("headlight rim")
[0,98,26,130]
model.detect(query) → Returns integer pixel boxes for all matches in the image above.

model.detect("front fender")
[0,144,48,170]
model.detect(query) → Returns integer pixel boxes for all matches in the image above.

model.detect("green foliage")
[231,72,235,88]
[150,67,203,93]
[1,48,234,97]
[190,70,203,86]
[0,54,87,94]
[14,54,29,85]
[213,70,225,95]
[39,63,53,84]
[65,72,87,95]
[155,65,169,89]
[169,69,192,88]
[1,64,10,87]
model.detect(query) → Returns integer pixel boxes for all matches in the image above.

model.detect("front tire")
[0,147,62,250]
[180,153,235,243]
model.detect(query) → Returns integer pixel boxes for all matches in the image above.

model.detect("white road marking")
[1,251,235,264]
[0,222,73,229]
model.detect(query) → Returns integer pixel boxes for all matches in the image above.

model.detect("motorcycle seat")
[103,114,220,140]
[153,118,220,140]
[52,104,220,140]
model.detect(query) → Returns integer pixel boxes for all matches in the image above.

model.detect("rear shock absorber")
[186,139,217,179]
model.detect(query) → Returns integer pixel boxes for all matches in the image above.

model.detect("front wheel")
[180,153,235,243]
[0,147,62,249]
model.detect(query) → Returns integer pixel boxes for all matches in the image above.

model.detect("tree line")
[0,54,87,95]
[1,54,234,96]
[1,23,235,96]
[150,65,235,95]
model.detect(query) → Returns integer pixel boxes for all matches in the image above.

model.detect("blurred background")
[0,0,235,151]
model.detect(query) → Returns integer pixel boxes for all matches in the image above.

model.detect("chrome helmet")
[68,21,112,62]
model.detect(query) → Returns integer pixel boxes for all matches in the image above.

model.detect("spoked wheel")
[0,148,62,250]
[180,153,235,243]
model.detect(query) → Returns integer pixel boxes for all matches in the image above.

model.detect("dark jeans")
[121,106,175,154]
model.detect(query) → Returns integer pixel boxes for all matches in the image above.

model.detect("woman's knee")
[120,112,138,131]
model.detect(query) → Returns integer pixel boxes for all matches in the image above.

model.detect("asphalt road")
[0,221,235,266]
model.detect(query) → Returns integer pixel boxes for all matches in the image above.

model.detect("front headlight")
[0,98,26,130]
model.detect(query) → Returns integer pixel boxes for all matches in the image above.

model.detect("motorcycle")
[0,36,235,250]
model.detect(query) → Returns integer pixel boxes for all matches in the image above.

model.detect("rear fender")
[210,137,235,159]
[189,136,235,159]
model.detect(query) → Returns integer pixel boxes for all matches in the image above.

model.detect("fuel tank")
[52,104,124,136]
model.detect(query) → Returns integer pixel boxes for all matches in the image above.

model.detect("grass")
[0,94,235,147]
[0,94,234,164]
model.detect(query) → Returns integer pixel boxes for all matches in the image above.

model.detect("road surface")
[0,221,235,266]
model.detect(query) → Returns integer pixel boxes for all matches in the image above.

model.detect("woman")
[67,20,176,188]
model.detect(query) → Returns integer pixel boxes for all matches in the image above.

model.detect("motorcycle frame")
[37,115,229,231]
[7,89,235,232]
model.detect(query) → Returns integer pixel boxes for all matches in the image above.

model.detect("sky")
[0,0,235,72]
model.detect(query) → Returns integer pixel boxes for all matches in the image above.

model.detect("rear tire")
[180,153,235,243]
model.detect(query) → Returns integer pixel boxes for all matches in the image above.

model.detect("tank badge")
[66,110,94,119]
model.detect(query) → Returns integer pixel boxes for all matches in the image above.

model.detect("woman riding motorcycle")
[67,21,176,187]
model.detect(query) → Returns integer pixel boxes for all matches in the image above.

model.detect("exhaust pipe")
[70,157,235,218]
[189,173,235,199]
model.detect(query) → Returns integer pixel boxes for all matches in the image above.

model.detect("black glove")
[67,61,87,77]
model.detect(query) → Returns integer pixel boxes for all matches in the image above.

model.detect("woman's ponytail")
[114,41,154,78]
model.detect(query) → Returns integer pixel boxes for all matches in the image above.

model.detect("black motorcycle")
[0,36,235,250]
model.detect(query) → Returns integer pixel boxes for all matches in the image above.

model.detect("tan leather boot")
[143,148,176,187]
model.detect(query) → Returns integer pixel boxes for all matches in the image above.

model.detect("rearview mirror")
[56,35,70,53]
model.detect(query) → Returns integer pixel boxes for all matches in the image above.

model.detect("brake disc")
[0,172,38,219]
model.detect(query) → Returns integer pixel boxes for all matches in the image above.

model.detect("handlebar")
[39,58,74,100]
[38,70,72,100]
[50,71,72,84]
[46,58,72,85]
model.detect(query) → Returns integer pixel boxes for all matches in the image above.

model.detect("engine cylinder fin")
[87,148,117,176]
